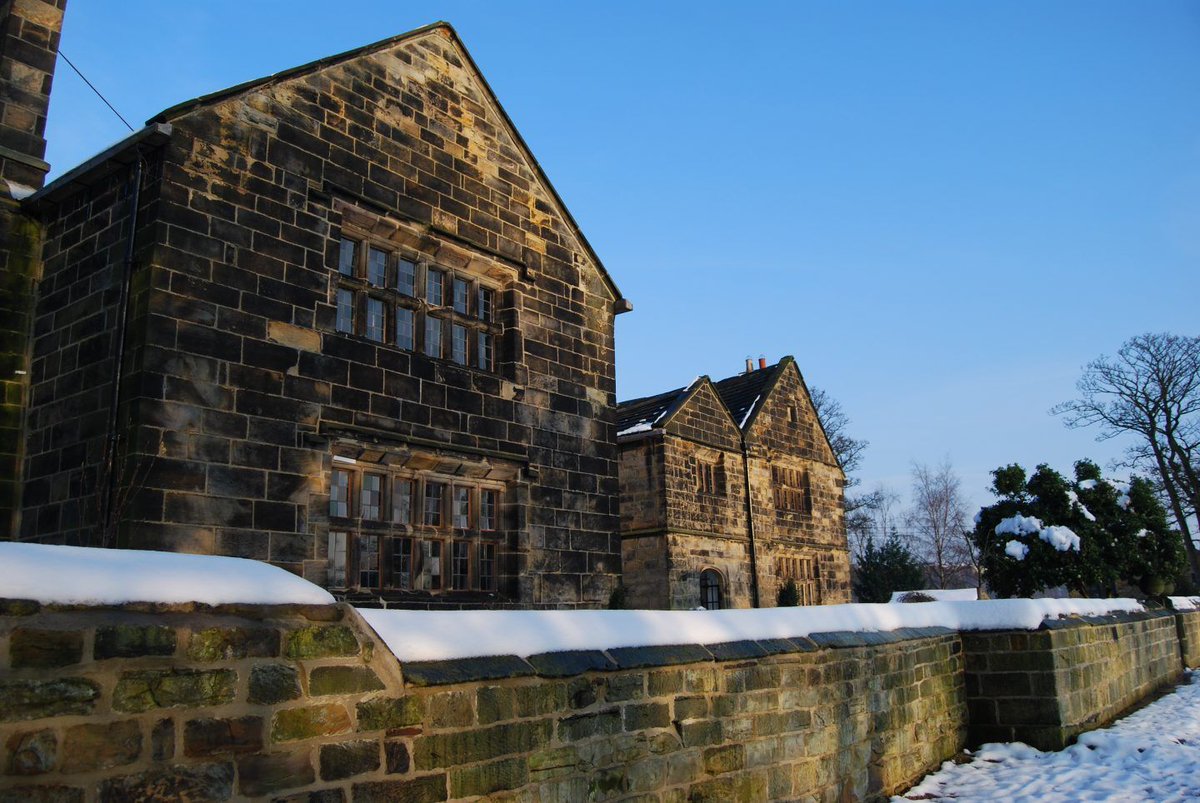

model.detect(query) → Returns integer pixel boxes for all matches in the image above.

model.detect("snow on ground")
[889,589,978,602]
[358,598,1142,662]
[0,542,334,606]
[897,671,1200,802]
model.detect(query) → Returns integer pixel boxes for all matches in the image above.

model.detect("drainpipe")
[741,432,760,608]
[99,155,144,546]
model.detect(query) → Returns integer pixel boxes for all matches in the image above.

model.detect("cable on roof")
[59,51,134,132]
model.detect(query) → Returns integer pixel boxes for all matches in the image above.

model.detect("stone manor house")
[0,3,849,609]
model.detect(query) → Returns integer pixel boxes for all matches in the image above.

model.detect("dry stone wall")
[1176,608,1200,668]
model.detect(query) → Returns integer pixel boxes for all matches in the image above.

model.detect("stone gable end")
[746,361,837,468]
[662,381,741,452]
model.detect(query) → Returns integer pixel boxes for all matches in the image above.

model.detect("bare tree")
[846,484,901,563]
[908,459,972,589]
[810,387,868,484]
[1053,333,1200,577]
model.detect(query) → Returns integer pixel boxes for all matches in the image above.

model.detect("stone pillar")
[0,0,65,536]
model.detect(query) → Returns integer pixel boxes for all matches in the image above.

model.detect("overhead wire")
[58,51,134,132]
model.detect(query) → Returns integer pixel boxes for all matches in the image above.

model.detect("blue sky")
[45,1,1200,514]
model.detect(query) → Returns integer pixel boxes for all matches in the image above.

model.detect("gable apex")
[149,22,626,307]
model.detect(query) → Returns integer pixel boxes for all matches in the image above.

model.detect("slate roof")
[712,362,780,429]
[616,386,688,436]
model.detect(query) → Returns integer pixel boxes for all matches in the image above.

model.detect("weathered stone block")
[0,678,99,723]
[188,626,279,660]
[237,751,315,797]
[449,757,527,798]
[528,746,580,782]
[385,740,410,774]
[703,743,745,775]
[151,718,175,761]
[308,665,384,696]
[413,721,551,769]
[184,716,264,757]
[320,739,380,781]
[357,696,423,732]
[272,704,352,742]
[113,668,236,712]
[59,720,141,773]
[0,785,83,803]
[4,729,57,775]
[249,663,301,705]
[283,625,358,659]
[98,762,234,803]
[401,656,533,686]
[426,689,472,728]
[9,629,83,668]
[624,701,670,731]
[557,708,621,742]
[94,624,176,659]
[353,775,447,803]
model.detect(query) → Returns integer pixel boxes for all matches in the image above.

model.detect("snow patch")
[1169,596,1200,612]
[0,542,335,606]
[1005,540,1029,560]
[1039,524,1081,552]
[358,598,1143,662]
[1066,489,1096,522]
[995,514,1042,536]
[616,421,654,437]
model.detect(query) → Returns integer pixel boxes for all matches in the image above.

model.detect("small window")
[391,537,413,590]
[327,531,348,586]
[392,478,414,525]
[367,247,388,287]
[479,543,496,591]
[397,258,416,297]
[330,469,351,518]
[452,486,470,529]
[424,481,444,527]
[424,318,442,358]
[700,569,723,611]
[365,297,386,343]
[451,541,470,590]
[357,534,379,588]
[452,278,469,315]
[477,332,493,372]
[336,289,355,334]
[479,489,497,531]
[477,286,494,322]
[451,324,468,365]
[427,269,444,306]
[338,239,357,277]
[396,308,414,351]
[361,473,383,520]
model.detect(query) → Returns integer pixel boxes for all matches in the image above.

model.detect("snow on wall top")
[358,598,1144,663]
[0,542,335,606]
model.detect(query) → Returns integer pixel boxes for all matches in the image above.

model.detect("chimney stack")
[0,0,67,195]
[744,357,753,374]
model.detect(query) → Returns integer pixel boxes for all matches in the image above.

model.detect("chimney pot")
[745,357,753,373]
[758,357,767,370]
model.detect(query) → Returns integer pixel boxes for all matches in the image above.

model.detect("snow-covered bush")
[972,460,1185,598]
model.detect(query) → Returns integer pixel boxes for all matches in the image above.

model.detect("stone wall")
[1173,609,1200,673]
[962,610,1183,751]
[3,601,1196,802]
[1,599,965,801]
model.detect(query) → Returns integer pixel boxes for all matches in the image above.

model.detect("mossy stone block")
[272,704,351,742]
[94,625,176,660]
[284,626,358,659]
[188,626,279,661]
[0,678,99,723]
[113,669,236,713]
[309,666,384,696]
[10,628,83,668]
[356,696,422,731]
[249,664,301,705]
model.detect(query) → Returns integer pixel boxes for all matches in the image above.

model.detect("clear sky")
[45,1,1200,514]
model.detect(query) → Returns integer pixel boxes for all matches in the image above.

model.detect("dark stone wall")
[21,25,623,607]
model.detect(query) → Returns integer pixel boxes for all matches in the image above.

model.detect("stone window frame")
[699,567,724,610]
[334,229,503,372]
[772,464,812,515]
[326,459,504,594]
[778,554,821,606]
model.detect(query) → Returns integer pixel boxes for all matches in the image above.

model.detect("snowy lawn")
[0,542,335,606]
[358,597,1142,662]
[897,671,1200,802]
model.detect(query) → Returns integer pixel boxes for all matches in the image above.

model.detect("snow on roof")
[1170,596,1200,612]
[0,542,335,606]
[889,588,979,602]
[358,598,1143,662]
